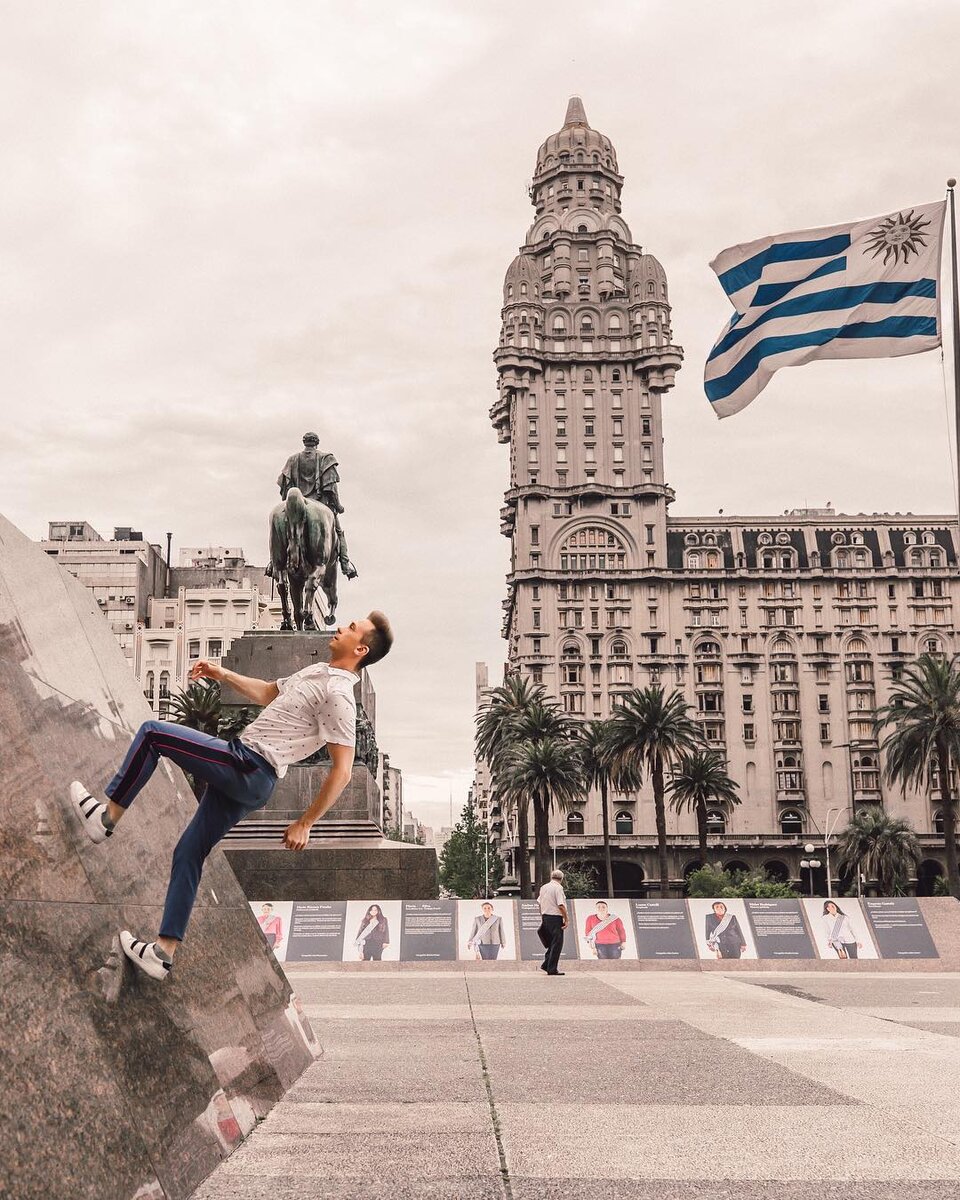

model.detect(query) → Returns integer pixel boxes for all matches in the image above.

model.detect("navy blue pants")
[105,720,276,941]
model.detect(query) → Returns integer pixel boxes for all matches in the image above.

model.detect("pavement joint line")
[464,974,514,1200]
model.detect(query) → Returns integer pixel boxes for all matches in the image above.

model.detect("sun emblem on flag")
[863,209,932,266]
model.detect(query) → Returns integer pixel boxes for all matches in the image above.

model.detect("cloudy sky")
[2,2,958,832]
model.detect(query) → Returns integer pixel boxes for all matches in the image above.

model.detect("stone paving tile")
[464,975,642,1006]
[480,1020,852,1105]
[847,1005,960,1022]
[194,1176,504,1199]
[287,975,469,1005]
[894,1020,960,1038]
[208,1131,501,1180]
[303,1002,474,1021]
[509,1182,960,1200]
[498,1103,960,1180]
[257,1100,490,1135]
[741,976,960,1008]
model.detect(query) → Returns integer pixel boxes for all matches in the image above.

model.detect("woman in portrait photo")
[704,900,747,960]
[822,900,863,959]
[354,903,390,961]
[257,902,283,952]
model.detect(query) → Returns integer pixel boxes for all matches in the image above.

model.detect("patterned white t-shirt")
[241,663,357,777]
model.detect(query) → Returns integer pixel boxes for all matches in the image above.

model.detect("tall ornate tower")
[491,97,683,716]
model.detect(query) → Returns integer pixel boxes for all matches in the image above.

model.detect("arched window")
[846,636,868,655]
[705,551,720,568]
[580,316,594,333]
[145,671,155,698]
[706,809,726,835]
[934,809,945,834]
[159,671,170,698]
[854,550,867,566]
[615,810,634,835]
[763,859,790,883]
[780,810,803,835]
[553,315,566,331]
[577,223,588,233]
[695,640,721,657]
[583,369,594,381]
[610,639,628,657]
[910,549,923,566]
[770,637,794,656]
[687,551,701,569]
[836,550,849,567]
[567,811,585,835]
[647,281,655,294]
[555,370,565,382]
[559,526,628,571]
[520,283,527,296]
[930,550,943,567]
[561,641,581,659]
[609,314,622,331]
[611,369,622,381]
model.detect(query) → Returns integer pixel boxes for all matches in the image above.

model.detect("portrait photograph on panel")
[573,897,638,961]
[344,900,402,962]
[802,898,879,960]
[457,898,517,961]
[688,898,758,961]
[249,900,294,963]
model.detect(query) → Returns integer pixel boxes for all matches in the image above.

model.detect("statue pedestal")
[220,631,438,900]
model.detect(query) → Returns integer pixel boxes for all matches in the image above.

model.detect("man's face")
[303,437,319,451]
[330,617,375,663]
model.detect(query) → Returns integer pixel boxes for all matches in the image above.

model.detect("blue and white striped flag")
[704,200,945,418]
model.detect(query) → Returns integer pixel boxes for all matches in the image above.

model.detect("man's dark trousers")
[538,914,564,974]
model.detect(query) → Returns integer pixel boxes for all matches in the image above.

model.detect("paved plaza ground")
[195,967,960,1200]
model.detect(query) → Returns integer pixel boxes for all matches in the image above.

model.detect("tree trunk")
[601,779,614,896]
[517,799,532,900]
[533,791,552,893]
[937,738,960,899]
[653,753,670,898]
[696,796,709,864]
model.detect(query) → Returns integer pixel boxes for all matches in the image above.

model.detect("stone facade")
[483,98,959,898]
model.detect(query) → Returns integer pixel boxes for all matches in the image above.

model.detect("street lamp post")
[799,842,822,898]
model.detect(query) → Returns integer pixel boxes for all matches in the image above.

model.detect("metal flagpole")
[947,179,960,535]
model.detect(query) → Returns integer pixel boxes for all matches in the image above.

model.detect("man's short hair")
[550,869,564,882]
[361,610,393,668]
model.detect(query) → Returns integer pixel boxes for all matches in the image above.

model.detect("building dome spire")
[563,96,589,128]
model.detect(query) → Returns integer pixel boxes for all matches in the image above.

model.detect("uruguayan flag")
[704,200,945,418]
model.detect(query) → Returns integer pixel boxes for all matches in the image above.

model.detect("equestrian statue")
[268,432,358,631]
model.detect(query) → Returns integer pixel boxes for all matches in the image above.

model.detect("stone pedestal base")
[224,840,439,901]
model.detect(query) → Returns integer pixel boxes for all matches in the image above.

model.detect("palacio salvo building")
[479,98,958,896]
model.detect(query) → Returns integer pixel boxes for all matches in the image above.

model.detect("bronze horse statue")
[268,487,340,630]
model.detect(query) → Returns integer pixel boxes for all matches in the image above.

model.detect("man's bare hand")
[283,819,313,850]
[190,659,224,683]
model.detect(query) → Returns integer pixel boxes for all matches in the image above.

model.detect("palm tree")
[835,807,922,896]
[875,653,960,897]
[667,748,741,864]
[501,733,584,890]
[606,685,701,898]
[476,675,568,898]
[167,679,221,737]
[579,720,640,897]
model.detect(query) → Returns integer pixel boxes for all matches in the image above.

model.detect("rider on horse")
[275,432,358,580]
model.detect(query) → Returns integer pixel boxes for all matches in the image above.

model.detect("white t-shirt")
[241,663,357,777]
[537,881,567,916]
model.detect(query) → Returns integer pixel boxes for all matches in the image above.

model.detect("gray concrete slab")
[480,1020,852,1105]
[509,1183,960,1200]
[194,1177,504,1200]
[256,1101,490,1135]
[287,976,469,1005]
[499,1103,960,1180]
[742,975,960,1008]
[208,1131,501,1180]
[464,975,641,1006]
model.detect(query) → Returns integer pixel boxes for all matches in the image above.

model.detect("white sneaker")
[69,782,113,845]
[120,931,172,982]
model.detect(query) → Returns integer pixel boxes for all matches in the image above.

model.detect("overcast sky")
[2,2,958,831]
